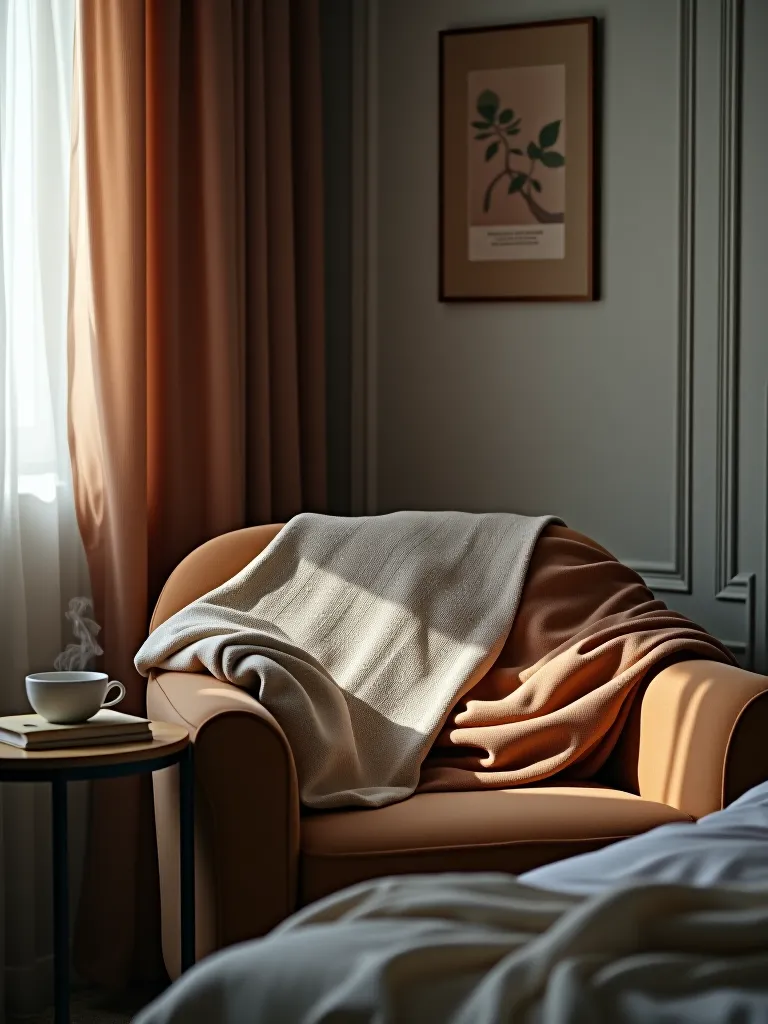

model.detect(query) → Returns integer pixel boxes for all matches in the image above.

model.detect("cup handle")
[102,680,126,709]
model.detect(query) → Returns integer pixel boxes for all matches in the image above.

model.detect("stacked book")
[0,709,151,750]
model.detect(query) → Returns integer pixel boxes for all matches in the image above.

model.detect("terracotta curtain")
[68,0,326,985]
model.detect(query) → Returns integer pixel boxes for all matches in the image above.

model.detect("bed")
[135,779,768,1023]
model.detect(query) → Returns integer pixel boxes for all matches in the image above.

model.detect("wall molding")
[721,639,747,655]
[715,0,744,599]
[718,572,755,670]
[628,0,695,595]
[626,560,678,577]
[711,0,756,669]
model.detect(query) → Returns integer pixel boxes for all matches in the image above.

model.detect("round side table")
[0,722,195,1024]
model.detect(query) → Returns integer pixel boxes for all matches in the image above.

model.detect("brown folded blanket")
[419,525,735,792]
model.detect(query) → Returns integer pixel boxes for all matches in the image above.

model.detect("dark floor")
[20,985,165,1024]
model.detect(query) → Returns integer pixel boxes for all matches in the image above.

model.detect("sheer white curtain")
[0,1,88,1017]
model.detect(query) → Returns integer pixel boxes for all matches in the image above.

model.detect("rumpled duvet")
[133,871,768,1024]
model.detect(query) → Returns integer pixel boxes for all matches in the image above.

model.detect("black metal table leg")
[0,727,193,1022]
[179,743,195,971]
[51,778,69,1024]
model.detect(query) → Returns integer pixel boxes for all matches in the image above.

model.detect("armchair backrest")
[151,524,284,631]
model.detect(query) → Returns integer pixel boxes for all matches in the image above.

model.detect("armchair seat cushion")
[299,783,692,904]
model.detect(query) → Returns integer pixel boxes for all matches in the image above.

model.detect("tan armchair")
[147,525,768,979]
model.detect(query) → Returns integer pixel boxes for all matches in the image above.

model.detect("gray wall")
[329,0,768,671]
[321,0,353,515]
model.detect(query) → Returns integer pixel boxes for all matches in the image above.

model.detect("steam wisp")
[53,597,103,671]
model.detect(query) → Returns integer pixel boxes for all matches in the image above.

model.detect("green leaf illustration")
[499,108,514,124]
[485,141,499,161]
[471,120,492,129]
[538,120,561,149]
[474,132,493,140]
[511,118,521,129]
[509,147,524,155]
[540,150,565,168]
[505,127,520,136]
[531,179,542,192]
[527,141,541,160]
[476,89,499,122]
[508,174,527,194]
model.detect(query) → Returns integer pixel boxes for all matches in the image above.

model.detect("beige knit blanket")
[135,511,556,808]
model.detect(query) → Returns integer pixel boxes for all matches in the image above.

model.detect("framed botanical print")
[439,17,597,301]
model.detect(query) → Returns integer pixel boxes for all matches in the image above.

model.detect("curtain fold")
[69,0,326,985]
[0,1,86,1017]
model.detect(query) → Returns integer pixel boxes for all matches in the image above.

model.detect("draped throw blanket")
[420,525,736,791]
[135,511,557,808]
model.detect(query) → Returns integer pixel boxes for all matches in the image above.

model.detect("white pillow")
[518,780,768,895]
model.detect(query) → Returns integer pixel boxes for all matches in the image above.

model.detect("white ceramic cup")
[25,671,126,725]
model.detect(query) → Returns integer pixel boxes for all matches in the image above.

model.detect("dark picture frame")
[439,17,597,301]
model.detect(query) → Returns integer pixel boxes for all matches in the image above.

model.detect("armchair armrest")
[148,670,300,979]
[630,659,768,819]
